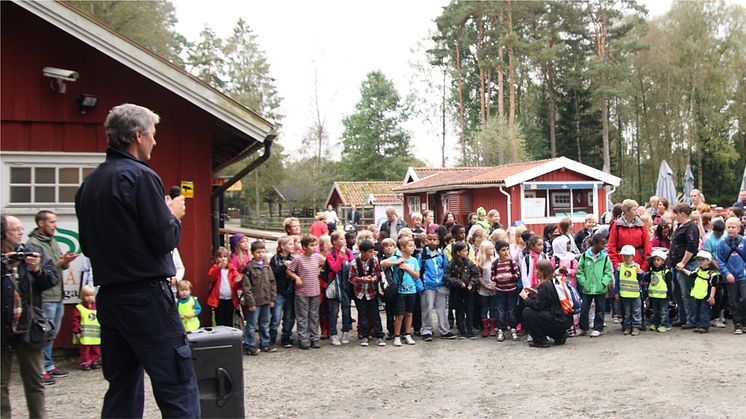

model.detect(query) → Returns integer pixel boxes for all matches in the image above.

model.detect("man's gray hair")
[105,104,160,150]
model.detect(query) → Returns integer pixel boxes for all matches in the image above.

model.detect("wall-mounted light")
[76,94,98,114]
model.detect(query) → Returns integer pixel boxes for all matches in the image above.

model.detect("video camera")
[1,244,37,266]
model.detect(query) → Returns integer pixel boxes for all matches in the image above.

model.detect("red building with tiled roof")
[325,181,403,226]
[395,157,621,234]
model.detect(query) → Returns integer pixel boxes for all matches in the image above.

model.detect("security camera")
[42,67,79,82]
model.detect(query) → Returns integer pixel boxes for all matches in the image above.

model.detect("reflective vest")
[178,296,200,332]
[73,304,100,345]
[647,269,669,299]
[690,269,713,300]
[618,264,640,298]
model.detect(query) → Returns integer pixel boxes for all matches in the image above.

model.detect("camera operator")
[1,213,58,419]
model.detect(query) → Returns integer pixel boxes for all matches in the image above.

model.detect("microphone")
[169,186,182,200]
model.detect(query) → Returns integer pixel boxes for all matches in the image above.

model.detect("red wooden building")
[394,157,621,235]
[1,1,275,345]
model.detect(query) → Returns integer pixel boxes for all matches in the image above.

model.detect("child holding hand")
[615,245,644,336]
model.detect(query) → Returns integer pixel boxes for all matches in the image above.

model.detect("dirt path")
[6,321,745,418]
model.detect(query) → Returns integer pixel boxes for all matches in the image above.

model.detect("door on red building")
[428,192,438,220]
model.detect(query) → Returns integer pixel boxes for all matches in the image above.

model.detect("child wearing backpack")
[615,245,643,336]
[644,249,672,333]
[325,231,354,346]
[552,235,580,336]
[715,217,746,334]
[349,240,385,347]
[476,240,497,337]
[379,238,398,339]
[418,233,453,340]
[381,237,422,347]
[444,242,481,339]
[491,240,519,341]
[576,234,612,337]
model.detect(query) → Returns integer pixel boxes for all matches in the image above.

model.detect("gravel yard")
[6,317,746,418]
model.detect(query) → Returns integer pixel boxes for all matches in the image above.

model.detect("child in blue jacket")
[418,233,453,340]
[716,217,746,334]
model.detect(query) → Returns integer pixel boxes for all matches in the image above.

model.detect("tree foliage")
[339,71,423,180]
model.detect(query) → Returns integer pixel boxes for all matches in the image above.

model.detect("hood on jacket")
[552,235,576,263]
[615,216,644,228]
[28,228,53,243]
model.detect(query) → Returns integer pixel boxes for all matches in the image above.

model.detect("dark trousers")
[693,299,711,329]
[355,297,384,338]
[412,292,422,334]
[580,294,606,332]
[451,287,474,334]
[727,281,746,325]
[522,307,568,344]
[213,298,234,327]
[1,344,45,419]
[649,298,670,328]
[97,280,199,419]
[385,298,396,337]
[328,299,352,336]
[495,292,517,330]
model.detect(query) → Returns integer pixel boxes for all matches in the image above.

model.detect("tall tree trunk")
[456,40,467,164]
[507,0,516,131]
[442,68,447,167]
[497,6,504,119]
[591,8,610,174]
[602,94,610,173]
[547,62,556,157]
[634,94,642,202]
[477,11,486,124]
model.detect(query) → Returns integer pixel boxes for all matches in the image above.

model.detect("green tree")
[68,1,185,65]
[339,71,422,180]
[186,25,225,88]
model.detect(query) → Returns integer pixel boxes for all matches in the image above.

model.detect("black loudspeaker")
[187,326,244,418]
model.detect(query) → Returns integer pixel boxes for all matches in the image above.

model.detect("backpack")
[419,250,445,283]
[553,276,581,315]
[381,261,405,304]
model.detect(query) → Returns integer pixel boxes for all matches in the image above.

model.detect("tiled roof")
[369,194,402,205]
[394,159,559,192]
[410,167,473,179]
[329,181,402,206]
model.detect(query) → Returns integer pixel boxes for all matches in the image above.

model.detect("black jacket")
[2,243,58,349]
[75,148,181,286]
[669,220,699,266]
[270,252,294,297]
[523,280,572,327]
[380,219,407,239]
[444,257,480,289]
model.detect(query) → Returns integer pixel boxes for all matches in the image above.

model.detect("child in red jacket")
[72,285,100,370]
[208,246,241,327]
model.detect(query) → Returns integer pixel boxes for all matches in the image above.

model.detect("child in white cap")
[644,249,672,332]
[615,244,643,335]
[679,250,720,333]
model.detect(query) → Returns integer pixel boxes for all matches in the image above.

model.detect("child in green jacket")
[576,234,612,337]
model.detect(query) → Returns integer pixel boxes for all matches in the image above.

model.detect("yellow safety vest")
[648,269,668,299]
[618,264,640,298]
[73,304,100,345]
[178,296,200,332]
[690,269,713,300]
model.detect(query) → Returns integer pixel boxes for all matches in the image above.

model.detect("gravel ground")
[6,315,746,418]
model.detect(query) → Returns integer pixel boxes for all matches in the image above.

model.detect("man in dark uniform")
[75,104,199,418]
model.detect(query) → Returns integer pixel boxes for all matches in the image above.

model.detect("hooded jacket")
[716,235,746,282]
[418,247,448,290]
[576,248,613,295]
[607,216,652,271]
[26,228,63,302]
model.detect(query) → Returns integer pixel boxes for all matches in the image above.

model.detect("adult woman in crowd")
[669,203,700,328]
[520,260,572,348]
[283,217,301,236]
[442,212,456,232]
[652,197,669,225]
[607,199,652,273]
[423,210,439,234]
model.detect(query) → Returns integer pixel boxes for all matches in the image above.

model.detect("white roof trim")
[325,183,342,208]
[403,167,420,184]
[503,157,621,187]
[15,1,274,141]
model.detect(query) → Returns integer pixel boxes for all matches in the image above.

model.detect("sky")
[173,0,686,167]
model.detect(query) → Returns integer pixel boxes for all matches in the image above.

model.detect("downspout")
[498,186,512,227]
[212,135,275,250]
[605,185,616,217]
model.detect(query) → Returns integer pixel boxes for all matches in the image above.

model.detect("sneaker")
[612,316,621,323]
[631,328,640,336]
[693,328,705,333]
[341,332,350,344]
[713,320,726,328]
[623,328,631,335]
[681,323,695,330]
[440,332,457,339]
[246,348,259,356]
[510,329,518,341]
[393,336,402,346]
[299,342,310,350]
[91,363,100,370]
[575,329,586,337]
[648,324,657,332]
[734,326,743,335]
[465,331,477,340]
[422,334,433,342]
[529,340,551,348]
[261,346,277,353]
[527,335,533,343]
[48,368,69,378]
[566,329,576,338]
[656,326,668,333]
[360,338,369,347]
[496,329,505,342]
[40,373,55,385]
[590,330,602,338]
[80,365,91,371]
[311,340,321,349]
[404,335,415,345]
[330,335,342,346]
[377,338,386,347]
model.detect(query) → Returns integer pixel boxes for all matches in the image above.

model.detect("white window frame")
[1,151,105,215]
[551,191,571,207]
[406,195,421,216]
[520,181,603,224]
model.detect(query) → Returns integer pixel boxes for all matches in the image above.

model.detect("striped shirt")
[289,253,323,297]
[491,259,518,293]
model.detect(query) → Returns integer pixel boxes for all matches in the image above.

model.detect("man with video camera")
[1,213,58,419]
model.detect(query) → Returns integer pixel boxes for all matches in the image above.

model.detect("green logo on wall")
[54,228,80,254]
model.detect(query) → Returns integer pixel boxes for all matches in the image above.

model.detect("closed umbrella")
[683,165,694,206]
[655,160,677,206]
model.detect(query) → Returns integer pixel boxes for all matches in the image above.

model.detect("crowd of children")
[195,203,745,354]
